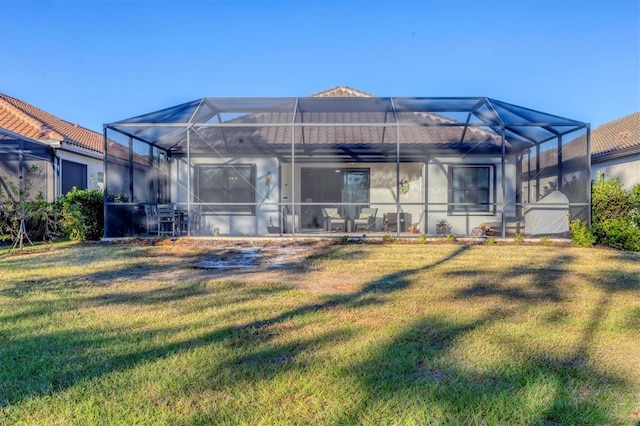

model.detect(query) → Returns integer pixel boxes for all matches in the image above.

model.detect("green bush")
[632,184,640,227]
[599,218,640,251]
[60,188,104,240]
[591,175,639,251]
[570,219,596,248]
[592,174,635,225]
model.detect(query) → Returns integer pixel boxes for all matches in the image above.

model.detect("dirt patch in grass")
[108,238,353,293]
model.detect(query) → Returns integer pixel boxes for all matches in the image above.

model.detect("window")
[61,159,87,194]
[448,165,494,213]
[196,164,256,214]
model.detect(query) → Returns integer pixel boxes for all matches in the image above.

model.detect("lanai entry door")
[301,167,370,230]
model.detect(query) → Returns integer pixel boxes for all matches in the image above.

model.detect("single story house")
[0,93,104,201]
[103,86,591,238]
[591,112,640,189]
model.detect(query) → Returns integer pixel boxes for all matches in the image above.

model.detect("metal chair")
[157,204,176,236]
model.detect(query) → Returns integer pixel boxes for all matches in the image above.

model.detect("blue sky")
[1,0,638,133]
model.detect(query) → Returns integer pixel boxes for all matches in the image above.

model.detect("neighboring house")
[0,93,104,200]
[591,112,640,189]
[103,86,591,238]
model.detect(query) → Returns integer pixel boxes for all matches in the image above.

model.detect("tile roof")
[591,112,640,157]
[0,93,103,153]
[309,86,375,98]
[191,87,502,151]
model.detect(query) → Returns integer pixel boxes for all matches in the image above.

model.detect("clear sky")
[1,0,638,133]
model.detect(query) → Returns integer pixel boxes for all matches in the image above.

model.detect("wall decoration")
[398,178,410,195]
[264,171,272,200]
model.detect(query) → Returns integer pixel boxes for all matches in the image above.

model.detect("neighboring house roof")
[591,112,640,160]
[0,93,103,153]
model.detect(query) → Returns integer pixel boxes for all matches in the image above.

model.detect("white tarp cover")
[524,190,570,235]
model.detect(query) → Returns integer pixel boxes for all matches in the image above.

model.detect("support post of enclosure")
[391,98,400,238]
[501,127,506,238]
[103,126,108,238]
[186,127,191,236]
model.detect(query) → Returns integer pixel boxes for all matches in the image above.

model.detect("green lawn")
[1,241,639,425]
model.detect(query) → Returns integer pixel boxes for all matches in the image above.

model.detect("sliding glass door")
[301,168,370,230]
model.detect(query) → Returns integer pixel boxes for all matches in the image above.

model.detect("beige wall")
[592,154,640,189]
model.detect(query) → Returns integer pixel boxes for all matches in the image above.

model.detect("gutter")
[591,145,640,163]
[40,139,103,160]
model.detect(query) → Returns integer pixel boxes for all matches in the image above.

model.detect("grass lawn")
[0,240,638,425]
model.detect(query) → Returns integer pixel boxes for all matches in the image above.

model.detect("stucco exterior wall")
[174,156,280,236]
[592,154,640,189]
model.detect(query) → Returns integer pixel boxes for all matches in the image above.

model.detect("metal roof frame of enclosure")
[104,96,591,239]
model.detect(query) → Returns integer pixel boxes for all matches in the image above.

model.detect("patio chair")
[322,207,346,232]
[175,205,201,236]
[353,207,377,232]
[144,204,158,235]
[157,204,177,236]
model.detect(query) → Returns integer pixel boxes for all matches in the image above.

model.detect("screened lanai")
[0,128,55,203]
[103,96,590,238]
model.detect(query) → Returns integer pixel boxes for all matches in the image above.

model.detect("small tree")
[0,165,62,250]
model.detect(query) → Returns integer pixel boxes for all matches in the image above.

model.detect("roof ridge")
[0,95,64,140]
[309,85,376,98]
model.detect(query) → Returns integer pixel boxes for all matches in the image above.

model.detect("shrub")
[599,218,640,251]
[446,234,456,242]
[60,188,104,240]
[632,183,640,227]
[417,233,427,244]
[592,174,635,225]
[570,219,596,248]
[540,236,551,246]
[591,175,639,251]
[485,236,496,245]
[513,233,523,244]
[60,201,88,241]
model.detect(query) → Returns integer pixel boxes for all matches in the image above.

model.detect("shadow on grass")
[338,313,632,425]
[329,252,637,424]
[1,244,637,424]
[0,244,468,410]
